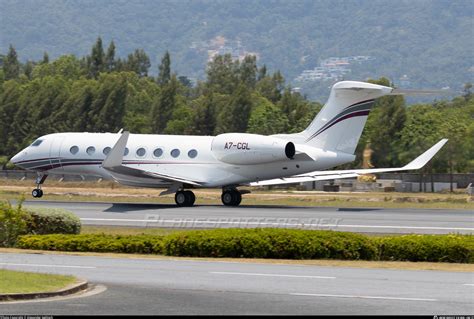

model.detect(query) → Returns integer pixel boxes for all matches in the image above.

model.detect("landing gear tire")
[184,191,196,206]
[32,189,43,198]
[221,190,241,206]
[175,190,195,207]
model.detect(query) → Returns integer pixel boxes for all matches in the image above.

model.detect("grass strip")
[0,269,76,294]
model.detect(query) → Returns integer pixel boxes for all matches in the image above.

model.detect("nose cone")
[10,151,26,166]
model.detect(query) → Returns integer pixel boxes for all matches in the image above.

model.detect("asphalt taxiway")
[1,252,473,315]
[22,200,474,234]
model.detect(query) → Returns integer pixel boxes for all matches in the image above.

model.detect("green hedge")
[16,229,474,263]
[17,234,164,254]
[161,229,378,260]
[25,207,81,235]
[378,234,474,263]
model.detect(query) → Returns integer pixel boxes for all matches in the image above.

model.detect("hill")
[1,0,473,100]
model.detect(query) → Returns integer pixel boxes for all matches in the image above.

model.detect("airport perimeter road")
[22,200,474,234]
[1,252,473,315]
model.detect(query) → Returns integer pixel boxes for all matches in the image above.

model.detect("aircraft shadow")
[103,203,383,213]
[104,203,179,213]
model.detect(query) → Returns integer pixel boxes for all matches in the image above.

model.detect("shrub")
[15,229,474,263]
[0,200,82,247]
[161,229,378,260]
[17,234,164,254]
[0,201,30,247]
[24,207,81,235]
[378,234,474,263]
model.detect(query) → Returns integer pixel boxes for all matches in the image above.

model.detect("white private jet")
[10,81,447,206]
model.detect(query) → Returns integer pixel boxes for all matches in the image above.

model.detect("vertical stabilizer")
[302,81,392,154]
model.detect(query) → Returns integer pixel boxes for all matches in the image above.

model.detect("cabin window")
[171,149,180,158]
[136,148,146,157]
[103,147,111,155]
[153,148,163,158]
[31,139,43,147]
[188,149,198,158]
[124,148,129,156]
[70,146,79,155]
[86,146,96,156]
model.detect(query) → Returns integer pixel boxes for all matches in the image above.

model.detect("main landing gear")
[32,174,48,198]
[173,188,244,207]
[221,189,242,206]
[174,190,196,207]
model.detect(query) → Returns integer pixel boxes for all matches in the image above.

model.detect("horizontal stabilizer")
[389,88,454,96]
[250,139,448,187]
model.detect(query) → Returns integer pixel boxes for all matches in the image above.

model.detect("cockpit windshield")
[31,139,44,147]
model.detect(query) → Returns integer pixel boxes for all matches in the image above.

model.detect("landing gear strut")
[175,190,196,207]
[32,174,48,198]
[221,189,242,206]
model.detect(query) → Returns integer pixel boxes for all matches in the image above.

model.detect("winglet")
[102,131,130,169]
[402,139,448,170]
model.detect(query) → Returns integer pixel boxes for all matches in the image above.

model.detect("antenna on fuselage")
[117,128,124,134]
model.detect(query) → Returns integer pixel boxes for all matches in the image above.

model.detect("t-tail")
[300,81,393,154]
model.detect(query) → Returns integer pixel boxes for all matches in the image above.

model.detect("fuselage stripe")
[305,99,374,142]
[17,158,216,171]
[306,100,374,142]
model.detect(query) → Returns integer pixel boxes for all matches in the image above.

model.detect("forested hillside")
[1,0,473,100]
[1,40,473,173]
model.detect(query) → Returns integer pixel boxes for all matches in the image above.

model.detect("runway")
[1,252,472,315]
[22,200,474,234]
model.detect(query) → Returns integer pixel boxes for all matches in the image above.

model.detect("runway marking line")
[463,284,474,286]
[210,271,335,279]
[80,218,474,231]
[0,263,96,269]
[290,293,436,302]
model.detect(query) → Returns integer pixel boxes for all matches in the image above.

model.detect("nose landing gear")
[32,174,48,198]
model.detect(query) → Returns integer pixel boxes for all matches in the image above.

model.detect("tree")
[206,54,239,95]
[68,82,97,132]
[192,93,217,135]
[89,37,105,78]
[125,49,150,77]
[3,45,20,80]
[157,51,171,86]
[215,84,252,134]
[42,52,49,64]
[0,81,22,154]
[151,74,179,133]
[178,75,192,88]
[256,70,284,103]
[32,55,83,79]
[257,64,267,81]
[247,95,288,135]
[357,77,406,168]
[277,87,319,133]
[164,105,195,135]
[23,61,34,80]
[105,40,116,72]
[239,55,257,88]
[463,82,472,101]
[95,75,127,132]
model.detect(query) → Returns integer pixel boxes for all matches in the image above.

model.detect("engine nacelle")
[211,133,295,165]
